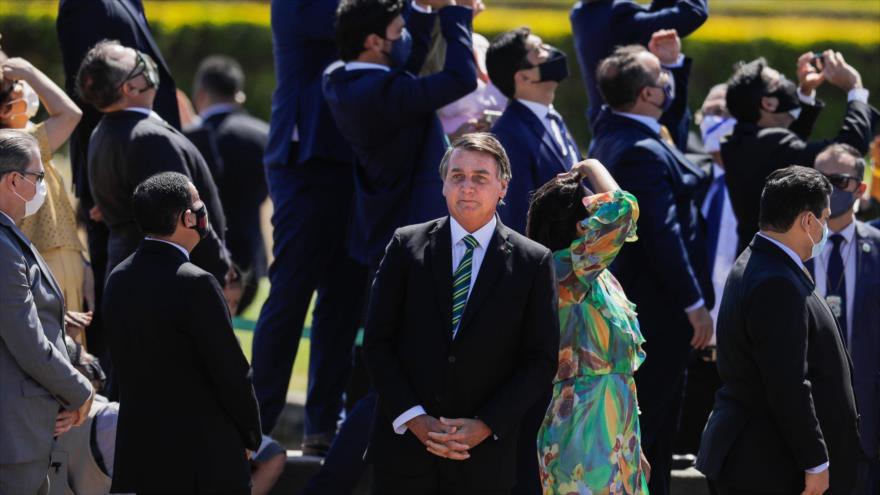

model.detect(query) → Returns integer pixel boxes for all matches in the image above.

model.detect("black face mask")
[765,75,800,114]
[527,47,569,83]
[185,204,209,239]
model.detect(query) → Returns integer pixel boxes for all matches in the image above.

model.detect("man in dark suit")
[189,55,269,314]
[104,172,261,494]
[590,43,713,495]
[323,0,477,270]
[807,144,880,494]
[0,130,94,495]
[250,0,368,451]
[722,51,876,255]
[77,40,230,285]
[570,0,707,148]
[486,27,580,235]
[56,0,181,383]
[364,133,559,494]
[697,166,860,495]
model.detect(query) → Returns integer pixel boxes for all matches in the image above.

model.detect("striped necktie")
[451,235,479,336]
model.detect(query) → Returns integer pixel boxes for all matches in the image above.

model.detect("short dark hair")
[76,39,130,109]
[759,165,832,232]
[596,45,656,111]
[132,172,193,236]
[725,58,773,124]
[815,143,867,180]
[485,28,532,99]
[335,0,404,62]
[439,132,512,181]
[526,174,589,251]
[194,55,244,100]
[0,129,39,178]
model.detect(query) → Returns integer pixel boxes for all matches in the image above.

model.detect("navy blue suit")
[492,100,580,235]
[251,0,367,446]
[570,0,707,148]
[590,106,712,495]
[807,221,880,494]
[323,4,477,267]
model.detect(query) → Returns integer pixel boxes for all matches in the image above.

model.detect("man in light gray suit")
[0,129,94,495]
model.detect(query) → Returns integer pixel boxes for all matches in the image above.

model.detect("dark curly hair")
[526,174,590,252]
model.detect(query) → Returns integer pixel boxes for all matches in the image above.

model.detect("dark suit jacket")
[88,111,229,283]
[697,234,860,493]
[722,99,877,254]
[363,217,559,490]
[570,0,707,145]
[264,0,354,167]
[192,109,269,278]
[590,107,713,333]
[104,240,261,493]
[806,221,880,464]
[56,0,180,204]
[323,5,477,265]
[492,99,581,234]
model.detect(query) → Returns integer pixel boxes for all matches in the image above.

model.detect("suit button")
[448,356,456,364]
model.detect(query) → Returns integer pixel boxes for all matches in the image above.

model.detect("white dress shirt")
[144,237,190,260]
[812,221,857,342]
[517,99,578,164]
[391,215,497,435]
[124,106,163,122]
[198,102,237,122]
[756,232,829,474]
[701,165,738,341]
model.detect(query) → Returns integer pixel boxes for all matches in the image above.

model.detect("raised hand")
[648,29,681,66]
[822,50,862,91]
[796,51,825,95]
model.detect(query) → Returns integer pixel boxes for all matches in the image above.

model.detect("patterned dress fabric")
[538,190,648,495]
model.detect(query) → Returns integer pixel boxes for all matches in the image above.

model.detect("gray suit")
[0,212,93,494]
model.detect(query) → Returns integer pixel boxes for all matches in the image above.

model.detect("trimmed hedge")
[1,15,878,149]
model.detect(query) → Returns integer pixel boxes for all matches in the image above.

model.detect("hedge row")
[1,15,878,148]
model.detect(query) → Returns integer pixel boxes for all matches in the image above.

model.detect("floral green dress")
[537,190,648,495]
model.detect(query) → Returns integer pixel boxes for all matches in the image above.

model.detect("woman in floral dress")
[527,159,649,494]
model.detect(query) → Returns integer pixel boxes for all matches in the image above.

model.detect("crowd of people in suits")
[1,0,880,494]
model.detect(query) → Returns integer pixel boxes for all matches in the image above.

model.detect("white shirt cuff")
[411,0,432,13]
[847,88,869,103]
[392,405,426,434]
[798,89,817,106]
[684,298,705,314]
[806,462,829,474]
[661,54,685,69]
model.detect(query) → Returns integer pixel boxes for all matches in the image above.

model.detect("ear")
[857,182,868,196]
[499,179,509,199]
[119,80,139,98]
[760,95,778,113]
[181,208,194,228]
[363,33,385,54]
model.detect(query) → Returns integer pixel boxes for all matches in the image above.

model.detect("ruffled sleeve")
[567,190,639,287]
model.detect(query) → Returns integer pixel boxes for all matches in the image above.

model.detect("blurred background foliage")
[1,0,878,155]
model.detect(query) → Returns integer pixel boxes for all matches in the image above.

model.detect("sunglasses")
[822,172,860,191]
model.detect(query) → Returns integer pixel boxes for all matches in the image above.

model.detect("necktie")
[547,111,576,167]
[826,233,847,344]
[451,235,478,337]
[659,125,676,146]
[705,173,726,277]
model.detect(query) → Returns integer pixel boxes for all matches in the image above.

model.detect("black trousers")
[373,465,509,495]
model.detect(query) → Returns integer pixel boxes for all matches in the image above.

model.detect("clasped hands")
[54,387,95,437]
[406,414,491,461]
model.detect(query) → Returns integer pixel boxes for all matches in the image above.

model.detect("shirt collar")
[450,215,496,250]
[828,219,856,245]
[144,237,190,259]
[757,232,806,271]
[517,98,554,121]
[344,61,391,72]
[124,107,153,116]
[0,210,14,225]
[612,110,662,135]
[199,103,238,121]
[712,163,725,180]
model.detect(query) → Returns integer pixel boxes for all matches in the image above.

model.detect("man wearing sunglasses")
[806,143,880,495]
[0,129,95,495]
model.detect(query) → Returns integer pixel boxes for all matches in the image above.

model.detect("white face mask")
[13,174,47,217]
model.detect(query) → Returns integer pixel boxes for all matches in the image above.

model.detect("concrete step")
[268,451,709,495]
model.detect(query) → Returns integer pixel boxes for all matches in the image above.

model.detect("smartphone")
[810,51,824,71]
[482,109,502,126]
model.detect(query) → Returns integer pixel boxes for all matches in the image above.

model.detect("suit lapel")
[512,101,569,172]
[0,217,65,308]
[852,222,875,343]
[116,0,174,76]
[656,134,705,179]
[456,221,512,337]
[427,218,454,336]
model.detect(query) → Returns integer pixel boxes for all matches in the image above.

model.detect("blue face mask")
[384,28,412,68]
[805,213,829,260]
[649,70,675,114]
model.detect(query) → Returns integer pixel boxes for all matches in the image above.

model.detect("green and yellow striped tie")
[451,235,479,335]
